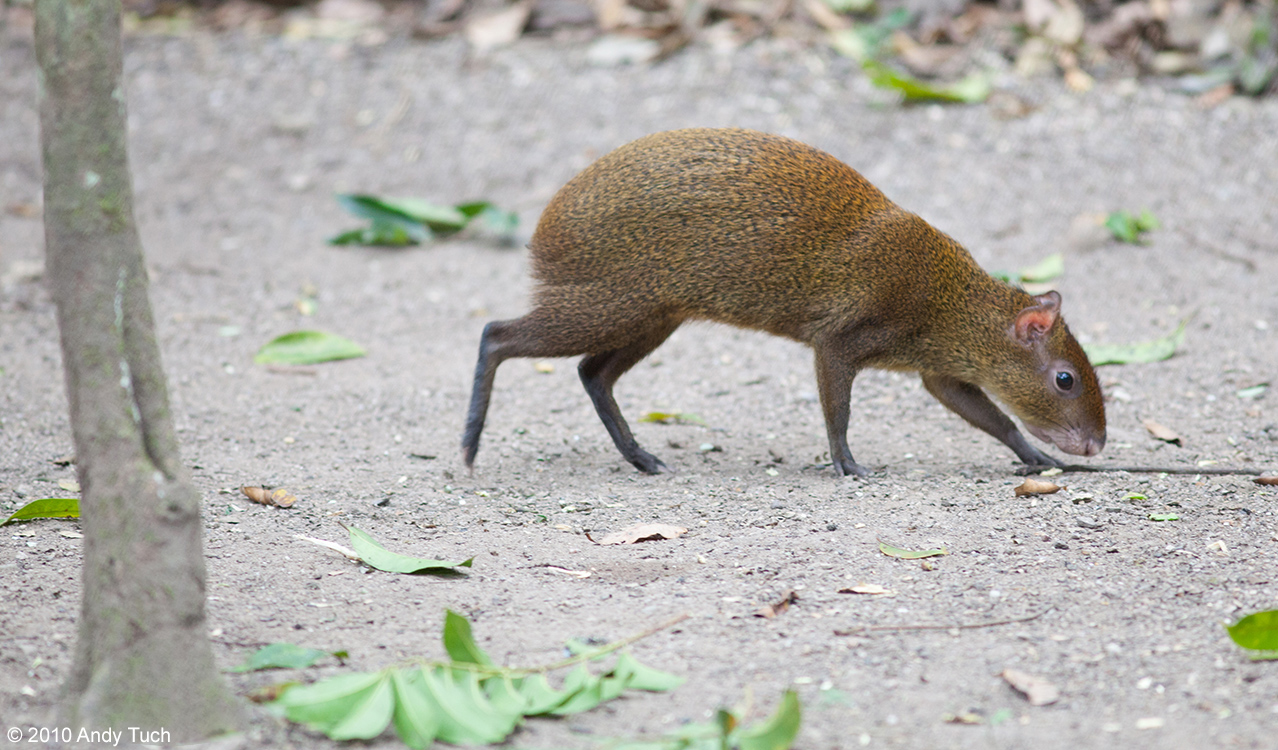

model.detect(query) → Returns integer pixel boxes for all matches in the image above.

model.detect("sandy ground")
[1,21,1277,750]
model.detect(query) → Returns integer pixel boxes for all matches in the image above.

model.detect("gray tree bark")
[35,0,242,739]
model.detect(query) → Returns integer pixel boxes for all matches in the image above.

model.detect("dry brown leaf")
[241,486,298,508]
[1002,668,1060,706]
[755,589,798,618]
[1141,418,1182,446]
[591,523,687,545]
[465,0,533,53]
[837,583,896,596]
[1254,475,1278,486]
[1014,478,1061,497]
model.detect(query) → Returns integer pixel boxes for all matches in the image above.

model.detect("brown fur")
[463,128,1106,476]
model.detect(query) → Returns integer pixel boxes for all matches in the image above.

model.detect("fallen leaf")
[2,498,80,525]
[1149,514,1179,522]
[1084,318,1189,366]
[254,330,365,365]
[1014,478,1060,496]
[1254,476,1278,486]
[1002,669,1060,706]
[59,530,83,539]
[464,0,532,53]
[241,486,298,508]
[540,565,592,578]
[942,712,984,725]
[57,479,80,492]
[838,583,896,596]
[1236,383,1269,400]
[590,523,688,545]
[755,590,798,618]
[878,541,947,559]
[533,361,555,373]
[1141,418,1182,446]
[640,411,707,426]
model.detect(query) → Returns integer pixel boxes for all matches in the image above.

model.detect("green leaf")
[279,671,386,732]
[1149,514,1179,522]
[551,664,605,715]
[482,675,531,715]
[1018,253,1065,284]
[443,609,493,666]
[254,330,366,365]
[327,673,394,740]
[1236,383,1269,400]
[518,671,571,715]
[417,667,518,744]
[640,411,708,426]
[736,691,802,750]
[611,652,685,692]
[878,541,947,559]
[1123,492,1147,501]
[1227,610,1278,652]
[331,194,518,246]
[2,497,79,525]
[230,643,330,672]
[374,197,469,232]
[1083,319,1188,366]
[390,668,440,750]
[1104,209,1159,244]
[345,525,473,574]
[862,60,990,103]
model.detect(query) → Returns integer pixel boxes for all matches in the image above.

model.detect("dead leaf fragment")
[942,712,984,725]
[1014,478,1061,497]
[1141,418,1182,446]
[241,486,298,508]
[1002,668,1060,706]
[1254,476,1278,486]
[838,583,896,596]
[755,589,798,618]
[57,479,81,493]
[465,0,532,53]
[590,523,687,545]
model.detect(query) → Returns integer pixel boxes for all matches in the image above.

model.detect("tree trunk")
[35,0,242,739]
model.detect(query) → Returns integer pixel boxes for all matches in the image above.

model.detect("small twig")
[833,607,1051,637]
[1018,465,1266,476]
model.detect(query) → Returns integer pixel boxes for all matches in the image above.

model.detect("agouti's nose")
[1082,435,1105,457]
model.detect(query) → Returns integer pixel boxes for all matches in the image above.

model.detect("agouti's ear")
[1013,290,1061,345]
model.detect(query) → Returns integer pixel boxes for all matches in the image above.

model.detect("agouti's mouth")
[1026,423,1106,457]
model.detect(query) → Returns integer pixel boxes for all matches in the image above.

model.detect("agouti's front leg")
[921,373,1064,468]
[814,347,870,478]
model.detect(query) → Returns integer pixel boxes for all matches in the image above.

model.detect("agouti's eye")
[1055,371,1075,392]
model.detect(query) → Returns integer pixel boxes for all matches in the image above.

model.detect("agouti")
[462,128,1105,477]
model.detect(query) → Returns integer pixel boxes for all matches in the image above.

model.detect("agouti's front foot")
[627,450,670,475]
[833,458,870,478]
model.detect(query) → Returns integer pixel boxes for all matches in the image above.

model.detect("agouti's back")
[463,128,1105,477]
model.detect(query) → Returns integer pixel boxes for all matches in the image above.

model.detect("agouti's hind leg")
[463,317,583,471]
[578,321,680,474]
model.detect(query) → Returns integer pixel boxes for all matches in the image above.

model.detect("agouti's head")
[991,291,1106,457]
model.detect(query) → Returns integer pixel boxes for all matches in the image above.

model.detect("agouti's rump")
[462,128,1105,477]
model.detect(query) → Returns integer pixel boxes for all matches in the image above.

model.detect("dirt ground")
[2,17,1277,750]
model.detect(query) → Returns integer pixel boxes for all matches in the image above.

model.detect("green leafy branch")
[269,610,688,748]
[330,194,518,247]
